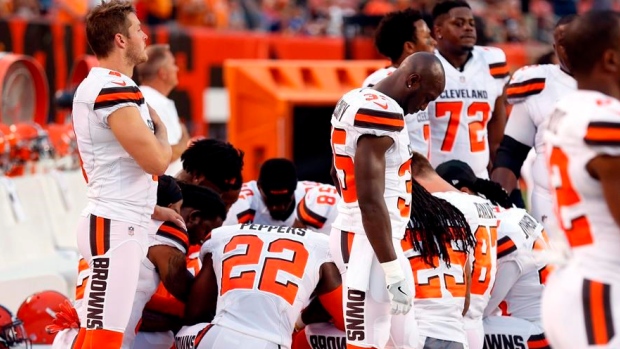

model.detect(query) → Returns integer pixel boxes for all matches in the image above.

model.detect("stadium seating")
[0,170,86,312]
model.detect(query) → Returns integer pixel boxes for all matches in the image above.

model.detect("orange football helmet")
[0,305,29,349]
[4,123,55,176]
[46,123,78,171]
[16,291,68,345]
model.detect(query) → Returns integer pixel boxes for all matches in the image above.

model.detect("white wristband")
[380,259,405,285]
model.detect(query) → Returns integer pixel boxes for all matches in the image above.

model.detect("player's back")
[223,180,319,226]
[402,227,469,344]
[72,67,157,226]
[493,207,550,323]
[296,184,339,235]
[201,223,332,348]
[433,191,498,322]
[505,64,576,195]
[428,46,508,178]
[331,88,412,239]
[545,91,620,279]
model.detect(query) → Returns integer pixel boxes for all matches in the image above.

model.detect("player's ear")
[115,33,126,48]
[406,73,422,90]
[403,41,415,55]
[602,48,620,73]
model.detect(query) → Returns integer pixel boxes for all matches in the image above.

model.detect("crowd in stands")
[1,0,618,44]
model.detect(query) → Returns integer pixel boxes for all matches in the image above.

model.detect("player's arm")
[222,196,254,225]
[184,252,218,325]
[587,155,620,227]
[138,309,182,333]
[487,90,507,170]
[483,260,521,317]
[148,245,194,302]
[107,104,172,175]
[330,161,341,194]
[491,102,536,195]
[313,262,344,331]
[355,135,397,263]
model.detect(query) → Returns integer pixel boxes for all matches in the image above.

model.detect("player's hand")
[386,278,412,315]
[152,205,186,230]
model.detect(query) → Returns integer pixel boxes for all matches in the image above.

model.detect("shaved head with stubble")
[373,52,446,115]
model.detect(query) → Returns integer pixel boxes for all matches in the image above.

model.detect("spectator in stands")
[176,0,229,28]
[52,0,88,23]
[135,44,190,176]
[11,0,38,18]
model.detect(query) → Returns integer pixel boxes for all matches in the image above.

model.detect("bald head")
[399,52,445,114]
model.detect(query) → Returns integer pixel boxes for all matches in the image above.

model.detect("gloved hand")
[386,278,412,315]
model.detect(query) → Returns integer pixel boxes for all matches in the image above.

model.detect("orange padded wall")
[225,60,387,182]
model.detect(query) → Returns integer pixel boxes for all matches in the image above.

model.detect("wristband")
[380,259,405,285]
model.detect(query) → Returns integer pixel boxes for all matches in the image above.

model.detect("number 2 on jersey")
[436,101,491,153]
[221,235,309,305]
[548,146,593,247]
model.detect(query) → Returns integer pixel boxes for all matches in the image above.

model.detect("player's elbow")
[138,154,171,175]
[357,194,384,216]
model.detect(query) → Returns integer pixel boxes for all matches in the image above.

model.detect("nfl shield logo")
[460,76,466,83]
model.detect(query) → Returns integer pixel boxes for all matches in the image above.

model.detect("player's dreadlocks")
[181,139,245,192]
[407,162,475,268]
[435,159,513,209]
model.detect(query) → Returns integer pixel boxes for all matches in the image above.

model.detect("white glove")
[386,278,412,315]
[381,260,412,315]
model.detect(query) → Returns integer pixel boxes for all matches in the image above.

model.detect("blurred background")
[0,1,617,344]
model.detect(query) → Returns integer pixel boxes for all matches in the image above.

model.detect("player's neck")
[577,76,620,100]
[98,55,135,79]
[414,175,460,194]
[437,47,472,72]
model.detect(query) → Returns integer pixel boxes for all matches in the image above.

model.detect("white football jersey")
[303,322,346,349]
[402,202,471,344]
[428,46,509,178]
[488,207,550,323]
[433,191,498,325]
[331,88,412,239]
[295,184,339,235]
[545,91,620,280]
[505,64,576,222]
[122,220,190,349]
[200,223,332,349]
[362,66,429,156]
[223,180,319,227]
[362,66,396,88]
[73,67,157,227]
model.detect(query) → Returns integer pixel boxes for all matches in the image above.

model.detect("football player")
[491,15,578,233]
[541,11,620,349]
[427,0,509,178]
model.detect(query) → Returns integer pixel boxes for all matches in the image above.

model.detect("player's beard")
[127,41,147,66]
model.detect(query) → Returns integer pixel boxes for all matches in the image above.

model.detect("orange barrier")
[0,16,546,136]
[225,60,386,182]
[0,52,48,125]
[68,55,99,91]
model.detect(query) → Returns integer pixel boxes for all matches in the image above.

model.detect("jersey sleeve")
[93,83,145,126]
[505,65,546,105]
[479,46,510,95]
[296,186,339,230]
[336,94,406,140]
[223,194,256,226]
[583,116,620,157]
[504,101,537,147]
[151,221,190,254]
